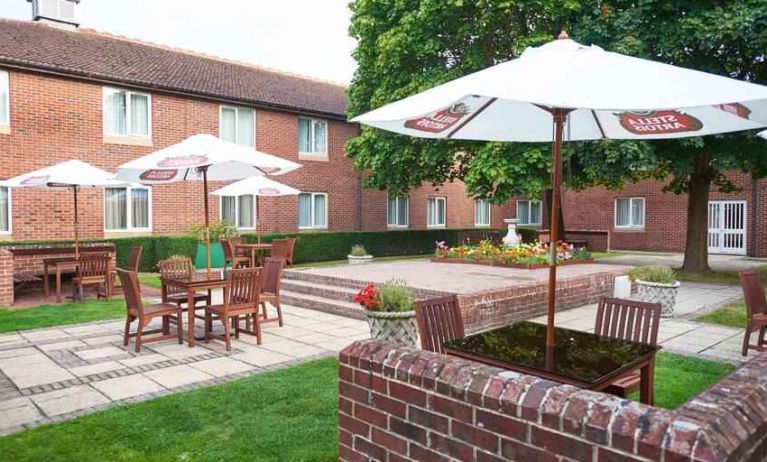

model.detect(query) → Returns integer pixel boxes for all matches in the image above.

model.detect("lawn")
[696,299,747,328]
[138,272,162,289]
[0,359,339,462]
[675,265,767,285]
[0,299,125,334]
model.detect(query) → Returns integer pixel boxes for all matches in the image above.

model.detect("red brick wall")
[340,340,767,462]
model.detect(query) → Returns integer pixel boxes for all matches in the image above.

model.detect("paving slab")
[31,385,110,417]
[74,346,126,361]
[143,365,213,388]
[68,361,124,377]
[187,357,254,378]
[92,374,165,400]
[0,397,43,432]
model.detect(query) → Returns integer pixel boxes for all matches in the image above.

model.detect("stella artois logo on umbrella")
[20,175,50,186]
[257,187,280,196]
[617,110,703,135]
[715,102,752,120]
[404,102,472,133]
[157,155,209,168]
[140,169,178,181]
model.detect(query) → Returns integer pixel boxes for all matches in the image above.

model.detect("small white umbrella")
[759,131,767,140]
[116,134,302,270]
[352,33,767,348]
[210,176,301,243]
[1,160,127,258]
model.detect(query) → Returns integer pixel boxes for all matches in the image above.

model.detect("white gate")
[708,201,747,255]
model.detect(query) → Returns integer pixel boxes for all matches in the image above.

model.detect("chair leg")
[254,312,262,345]
[234,316,240,339]
[759,326,766,348]
[136,318,148,353]
[204,312,212,343]
[223,315,232,351]
[261,301,268,320]
[742,325,752,357]
[275,299,283,327]
[123,317,131,346]
[176,309,184,344]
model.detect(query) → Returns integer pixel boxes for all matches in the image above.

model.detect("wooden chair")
[157,257,210,311]
[110,246,142,295]
[205,267,262,351]
[229,236,249,257]
[72,252,111,301]
[414,295,464,354]
[270,238,296,267]
[259,257,285,327]
[222,239,251,269]
[594,297,661,399]
[738,269,767,356]
[117,268,182,353]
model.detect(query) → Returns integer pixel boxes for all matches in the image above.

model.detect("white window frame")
[614,197,646,229]
[0,70,9,130]
[298,117,328,155]
[298,192,328,230]
[102,87,152,139]
[474,199,491,227]
[516,200,542,226]
[219,194,256,230]
[219,105,256,147]
[103,186,152,232]
[0,186,12,235]
[427,197,446,228]
[387,195,409,228]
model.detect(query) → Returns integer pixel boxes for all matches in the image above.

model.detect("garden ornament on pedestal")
[502,218,522,247]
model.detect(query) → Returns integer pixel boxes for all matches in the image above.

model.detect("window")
[0,187,10,234]
[298,192,327,229]
[387,196,409,227]
[220,194,255,229]
[104,186,151,232]
[427,197,446,228]
[36,0,76,23]
[220,106,255,147]
[298,117,327,154]
[615,197,645,228]
[103,87,151,138]
[474,199,491,227]
[0,70,8,127]
[517,200,542,226]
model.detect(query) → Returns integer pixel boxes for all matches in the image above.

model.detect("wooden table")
[444,321,659,405]
[43,256,79,303]
[161,271,228,347]
[235,243,272,267]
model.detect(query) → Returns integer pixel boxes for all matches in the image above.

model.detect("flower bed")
[433,239,593,269]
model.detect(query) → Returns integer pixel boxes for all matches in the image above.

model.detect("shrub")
[378,279,414,312]
[517,227,538,243]
[629,265,678,284]
[349,244,369,257]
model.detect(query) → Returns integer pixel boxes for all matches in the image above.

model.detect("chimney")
[28,0,80,29]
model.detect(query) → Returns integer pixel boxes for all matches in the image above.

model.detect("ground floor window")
[615,197,645,228]
[104,186,151,231]
[0,187,10,233]
[516,200,541,226]
[474,199,491,227]
[387,196,409,227]
[427,197,446,228]
[220,194,255,229]
[298,192,327,229]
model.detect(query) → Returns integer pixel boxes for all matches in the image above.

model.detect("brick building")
[0,6,511,245]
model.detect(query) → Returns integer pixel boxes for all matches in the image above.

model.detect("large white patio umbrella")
[759,131,767,140]
[116,134,301,271]
[1,160,127,258]
[210,176,301,243]
[352,33,767,348]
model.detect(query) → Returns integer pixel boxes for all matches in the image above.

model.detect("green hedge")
[517,227,539,243]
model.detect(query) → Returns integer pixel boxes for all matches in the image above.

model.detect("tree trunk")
[681,152,714,273]
[542,189,566,241]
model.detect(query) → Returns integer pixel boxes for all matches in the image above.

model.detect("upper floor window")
[0,187,10,234]
[0,70,9,127]
[298,192,327,229]
[427,197,446,228]
[220,194,255,229]
[615,197,645,228]
[104,186,151,232]
[298,117,327,155]
[220,106,255,147]
[103,87,151,138]
[474,199,491,227]
[387,196,409,228]
[517,200,542,226]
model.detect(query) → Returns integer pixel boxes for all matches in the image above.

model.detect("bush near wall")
[518,226,538,243]
[0,228,505,273]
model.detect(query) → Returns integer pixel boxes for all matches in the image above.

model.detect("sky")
[0,0,357,84]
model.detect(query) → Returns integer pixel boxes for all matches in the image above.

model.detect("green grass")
[675,265,767,285]
[695,299,747,328]
[590,251,627,259]
[0,358,339,462]
[631,352,735,409]
[138,272,162,289]
[0,299,125,334]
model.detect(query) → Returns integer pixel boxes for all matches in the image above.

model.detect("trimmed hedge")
[1,228,506,273]
[518,227,538,243]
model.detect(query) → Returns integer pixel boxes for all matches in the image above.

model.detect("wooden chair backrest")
[127,246,143,272]
[594,297,661,346]
[158,257,193,295]
[116,268,143,315]
[261,257,285,295]
[739,269,767,320]
[221,239,235,261]
[227,267,261,309]
[78,252,110,278]
[229,236,244,247]
[270,239,291,260]
[415,295,464,354]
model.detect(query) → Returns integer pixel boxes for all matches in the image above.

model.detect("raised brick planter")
[433,256,594,270]
[339,340,767,462]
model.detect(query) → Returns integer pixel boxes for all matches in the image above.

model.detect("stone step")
[280,289,365,320]
[281,279,359,303]
[282,269,447,300]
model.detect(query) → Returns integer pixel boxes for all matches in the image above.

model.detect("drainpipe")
[752,175,759,257]
[357,170,363,231]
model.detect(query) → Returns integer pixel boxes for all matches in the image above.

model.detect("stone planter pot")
[348,255,373,265]
[365,310,418,346]
[636,279,681,317]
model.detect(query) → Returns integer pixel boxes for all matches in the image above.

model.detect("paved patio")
[0,304,368,436]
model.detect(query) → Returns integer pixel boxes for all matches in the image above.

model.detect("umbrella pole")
[256,195,260,244]
[202,166,211,275]
[73,186,80,259]
[546,108,568,349]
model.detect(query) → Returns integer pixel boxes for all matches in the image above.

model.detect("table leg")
[55,266,62,303]
[44,264,50,300]
[640,359,655,405]
[187,288,196,347]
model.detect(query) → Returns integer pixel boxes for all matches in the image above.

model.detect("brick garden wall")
[339,340,767,462]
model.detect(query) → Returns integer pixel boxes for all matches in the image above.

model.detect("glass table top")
[444,321,659,385]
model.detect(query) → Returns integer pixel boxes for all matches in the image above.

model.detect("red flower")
[353,283,381,311]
